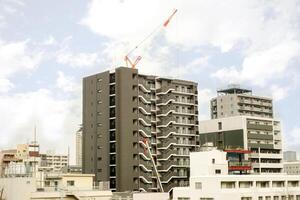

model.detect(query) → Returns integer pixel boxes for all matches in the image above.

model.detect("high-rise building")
[82,67,199,192]
[283,151,297,162]
[76,126,83,167]
[199,86,283,174]
[210,84,273,119]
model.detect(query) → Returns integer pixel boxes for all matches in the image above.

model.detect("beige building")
[39,151,68,173]
[211,85,273,119]
[0,149,20,176]
[76,126,82,167]
[0,174,112,200]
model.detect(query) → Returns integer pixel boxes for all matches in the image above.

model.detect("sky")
[0,0,300,162]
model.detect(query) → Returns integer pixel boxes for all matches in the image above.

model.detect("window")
[67,180,75,186]
[215,169,221,174]
[221,181,235,189]
[241,198,252,200]
[212,159,215,164]
[218,122,222,130]
[200,198,214,200]
[258,197,263,200]
[178,198,190,200]
[195,182,202,189]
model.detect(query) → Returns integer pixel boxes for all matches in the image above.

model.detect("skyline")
[0,0,300,163]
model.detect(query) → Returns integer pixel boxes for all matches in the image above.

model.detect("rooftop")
[217,84,252,95]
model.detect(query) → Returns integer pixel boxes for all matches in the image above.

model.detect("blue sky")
[0,0,300,162]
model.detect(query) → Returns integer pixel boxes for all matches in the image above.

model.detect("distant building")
[284,161,300,175]
[211,84,273,119]
[284,151,297,162]
[39,151,68,173]
[0,149,20,176]
[76,126,83,167]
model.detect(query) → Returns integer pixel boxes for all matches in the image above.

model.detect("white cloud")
[56,71,80,93]
[83,0,300,88]
[0,78,14,93]
[270,85,290,102]
[197,88,214,121]
[56,50,101,68]
[0,89,81,163]
[42,35,57,46]
[0,40,43,78]
[284,127,300,153]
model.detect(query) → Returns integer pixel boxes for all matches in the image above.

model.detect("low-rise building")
[0,173,112,200]
[172,150,300,200]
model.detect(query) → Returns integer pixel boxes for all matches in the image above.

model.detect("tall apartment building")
[82,67,199,192]
[76,126,83,167]
[211,85,273,119]
[200,85,283,174]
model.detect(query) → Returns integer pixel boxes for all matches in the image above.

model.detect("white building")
[284,161,300,175]
[199,116,283,174]
[172,150,300,200]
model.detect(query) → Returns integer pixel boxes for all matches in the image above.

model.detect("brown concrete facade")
[82,67,199,192]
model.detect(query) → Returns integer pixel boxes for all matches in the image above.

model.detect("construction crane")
[124,9,178,69]
[142,138,164,192]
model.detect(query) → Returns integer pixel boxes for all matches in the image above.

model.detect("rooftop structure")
[211,85,273,119]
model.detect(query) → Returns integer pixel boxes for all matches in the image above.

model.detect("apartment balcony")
[139,92,151,104]
[139,181,152,192]
[138,103,151,115]
[156,85,175,95]
[174,119,195,126]
[157,116,176,127]
[158,160,189,171]
[157,127,176,138]
[161,171,187,183]
[174,99,195,105]
[138,115,151,126]
[138,125,151,138]
[228,160,252,171]
[157,149,177,160]
[157,138,177,149]
[248,133,273,140]
[139,171,152,184]
[163,181,179,192]
[138,82,151,93]
[157,105,176,116]
[157,94,175,105]
[139,157,152,172]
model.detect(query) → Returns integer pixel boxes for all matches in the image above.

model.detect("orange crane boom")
[125,9,178,69]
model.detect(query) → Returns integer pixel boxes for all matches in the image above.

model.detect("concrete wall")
[0,177,36,200]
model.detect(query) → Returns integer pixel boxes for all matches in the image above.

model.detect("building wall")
[173,175,300,200]
[284,162,300,175]
[199,116,283,174]
[0,177,36,200]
